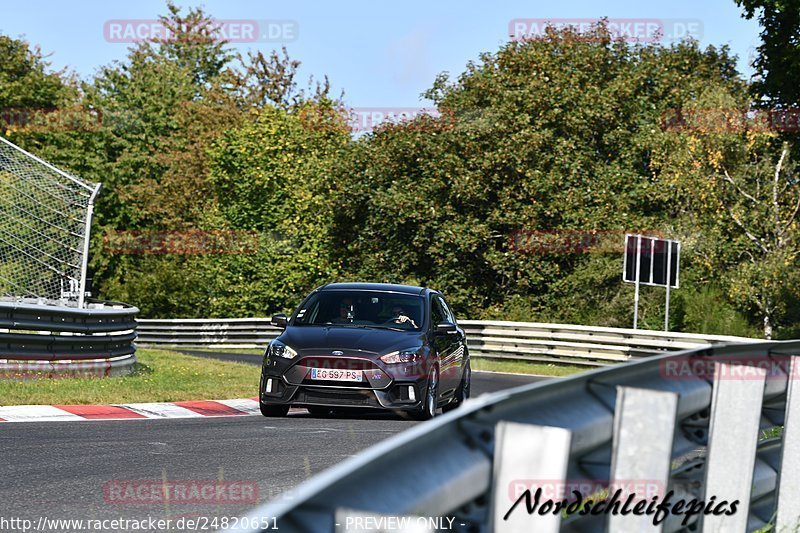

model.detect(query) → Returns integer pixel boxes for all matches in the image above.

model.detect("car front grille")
[294,387,377,407]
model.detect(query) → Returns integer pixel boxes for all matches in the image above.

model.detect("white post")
[633,235,641,329]
[702,362,767,531]
[664,241,672,331]
[78,183,102,308]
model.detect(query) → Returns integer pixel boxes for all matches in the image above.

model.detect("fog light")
[266,379,273,393]
[408,385,416,401]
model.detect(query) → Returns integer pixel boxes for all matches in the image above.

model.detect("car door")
[439,295,466,379]
[430,294,459,394]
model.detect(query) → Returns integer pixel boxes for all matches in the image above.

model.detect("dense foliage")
[737,0,800,106]
[2,5,799,339]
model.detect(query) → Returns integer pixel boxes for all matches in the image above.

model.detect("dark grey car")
[259,283,470,420]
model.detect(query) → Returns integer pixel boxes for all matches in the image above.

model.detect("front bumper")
[260,354,428,411]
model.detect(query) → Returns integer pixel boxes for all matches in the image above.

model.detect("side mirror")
[435,321,457,335]
[271,314,288,328]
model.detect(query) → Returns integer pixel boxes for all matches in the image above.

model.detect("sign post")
[665,243,672,331]
[633,235,641,329]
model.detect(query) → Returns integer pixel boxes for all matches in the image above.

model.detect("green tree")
[716,143,800,338]
[151,1,233,89]
[0,35,73,114]
[200,100,351,316]
[737,0,800,106]
[329,24,748,323]
[81,3,341,315]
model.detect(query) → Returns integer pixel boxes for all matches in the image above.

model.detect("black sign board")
[623,235,680,288]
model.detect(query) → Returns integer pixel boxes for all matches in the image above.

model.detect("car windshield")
[292,291,424,331]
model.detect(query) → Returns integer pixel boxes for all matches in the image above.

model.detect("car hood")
[277,325,425,356]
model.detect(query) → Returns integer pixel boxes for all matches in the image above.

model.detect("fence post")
[702,361,767,531]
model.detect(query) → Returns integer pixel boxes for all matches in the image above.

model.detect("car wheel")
[443,359,470,413]
[413,366,439,421]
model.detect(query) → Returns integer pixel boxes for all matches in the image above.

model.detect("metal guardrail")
[0,301,139,376]
[230,339,795,533]
[136,318,755,366]
[136,318,279,349]
[460,320,754,366]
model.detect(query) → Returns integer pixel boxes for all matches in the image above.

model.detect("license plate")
[309,368,363,382]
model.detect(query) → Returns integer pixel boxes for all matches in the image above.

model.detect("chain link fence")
[0,136,101,307]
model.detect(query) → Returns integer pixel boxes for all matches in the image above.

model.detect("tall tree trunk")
[764,305,773,340]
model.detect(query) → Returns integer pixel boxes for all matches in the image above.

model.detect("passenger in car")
[390,305,417,328]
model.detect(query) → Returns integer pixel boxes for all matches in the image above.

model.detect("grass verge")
[187,347,264,355]
[472,358,587,377]
[0,349,259,406]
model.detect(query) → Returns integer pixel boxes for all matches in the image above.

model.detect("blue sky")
[1,0,762,109]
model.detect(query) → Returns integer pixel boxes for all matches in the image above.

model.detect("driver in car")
[330,297,355,324]
[390,305,417,328]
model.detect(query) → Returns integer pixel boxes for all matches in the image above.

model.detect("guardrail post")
[490,422,571,533]
[702,361,767,532]
[77,183,101,308]
[608,387,678,532]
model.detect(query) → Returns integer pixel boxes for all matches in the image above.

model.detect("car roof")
[320,282,429,296]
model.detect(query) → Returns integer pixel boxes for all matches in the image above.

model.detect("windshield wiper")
[325,324,407,331]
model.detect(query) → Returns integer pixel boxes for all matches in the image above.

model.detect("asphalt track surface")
[0,350,546,527]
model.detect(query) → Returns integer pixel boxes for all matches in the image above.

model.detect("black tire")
[412,366,439,421]
[443,359,471,413]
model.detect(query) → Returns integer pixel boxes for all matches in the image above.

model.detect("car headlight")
[380,346,423,364]
[270,341,297,359]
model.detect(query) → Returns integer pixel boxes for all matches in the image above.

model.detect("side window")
[294,298,317,324]
[439,297,457,325]
[430,296,445,327]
